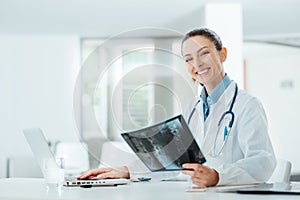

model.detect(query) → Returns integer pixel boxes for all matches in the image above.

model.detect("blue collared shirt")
[200,75,232,121]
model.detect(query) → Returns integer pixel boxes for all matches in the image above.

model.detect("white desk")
[0,178,299,200]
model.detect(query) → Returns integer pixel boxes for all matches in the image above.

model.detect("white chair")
[100,141,139,168]
[54,142,90,176]
[0,157,7,178]
[7,156,43,178]
[268,159,292,183]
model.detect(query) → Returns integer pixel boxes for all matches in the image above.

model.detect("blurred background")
[1,0,300,180]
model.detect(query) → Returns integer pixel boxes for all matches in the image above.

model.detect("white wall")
[244,42,300,174]
[0,35,81,176]
[205,3,244,88]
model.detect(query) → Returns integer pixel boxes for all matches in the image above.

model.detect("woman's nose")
[193,57,202,69]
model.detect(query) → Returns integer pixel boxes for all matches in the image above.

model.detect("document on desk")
[216,184,259,193]
[185,186,207,192]
[185,184,254,193]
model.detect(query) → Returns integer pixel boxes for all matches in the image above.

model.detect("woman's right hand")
[77,166,130,180]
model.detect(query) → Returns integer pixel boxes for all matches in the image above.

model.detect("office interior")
[1,0,300,182]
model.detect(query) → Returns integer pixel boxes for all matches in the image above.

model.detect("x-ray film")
[121,115,206,172]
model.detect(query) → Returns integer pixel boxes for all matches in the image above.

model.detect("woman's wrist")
[212,169,220,186]
[120,166,130,179]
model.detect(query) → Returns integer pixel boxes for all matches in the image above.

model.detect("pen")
[138,177,151,182]
[223,126,228,141]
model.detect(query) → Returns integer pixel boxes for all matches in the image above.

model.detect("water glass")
[43,157,65,191]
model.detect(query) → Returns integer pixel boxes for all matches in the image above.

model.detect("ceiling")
[1,0,300,42]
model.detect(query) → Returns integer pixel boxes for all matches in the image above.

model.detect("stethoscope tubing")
[187,83,238,156]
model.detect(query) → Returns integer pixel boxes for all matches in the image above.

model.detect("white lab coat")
[186,81,276,185]
[128,81,276,185]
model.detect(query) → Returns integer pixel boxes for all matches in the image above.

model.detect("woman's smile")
[195,68,210,76]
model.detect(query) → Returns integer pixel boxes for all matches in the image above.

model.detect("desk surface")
[0,178,300,200]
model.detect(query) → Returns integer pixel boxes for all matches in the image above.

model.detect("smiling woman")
[177,28,276,187]
[181,29,226,93]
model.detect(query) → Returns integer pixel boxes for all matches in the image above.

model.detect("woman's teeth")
[196,69,209,75]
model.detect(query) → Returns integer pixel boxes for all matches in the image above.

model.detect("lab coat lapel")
[189,102,205,149]
[202,82,236,155]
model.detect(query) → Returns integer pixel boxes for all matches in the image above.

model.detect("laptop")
[217,182,300,195]
[235,182,300,195]
[23,128,129,187]
[121,115,206,172]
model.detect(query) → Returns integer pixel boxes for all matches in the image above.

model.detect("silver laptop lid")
[23,128,60,176]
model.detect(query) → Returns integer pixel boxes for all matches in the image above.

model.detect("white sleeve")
[216,97,276,186]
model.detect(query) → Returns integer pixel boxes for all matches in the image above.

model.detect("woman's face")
[182,35,227,93]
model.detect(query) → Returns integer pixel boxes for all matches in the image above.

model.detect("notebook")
[23,128,129,187]
[121,115,206,172]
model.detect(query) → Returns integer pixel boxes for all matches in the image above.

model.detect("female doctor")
[78,28,276,187]
[180,28,276,187]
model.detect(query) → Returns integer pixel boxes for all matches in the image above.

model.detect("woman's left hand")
[182,163,219,187]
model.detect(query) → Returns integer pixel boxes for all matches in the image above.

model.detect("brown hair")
[181,28,223,55]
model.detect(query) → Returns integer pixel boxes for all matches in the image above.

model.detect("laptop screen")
[23,128,60,176]
[121,115,206,172]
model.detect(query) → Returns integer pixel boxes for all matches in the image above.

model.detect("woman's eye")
[200,51,209,56]
[185,58,192,62]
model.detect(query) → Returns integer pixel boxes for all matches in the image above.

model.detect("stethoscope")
[188,83,238,157]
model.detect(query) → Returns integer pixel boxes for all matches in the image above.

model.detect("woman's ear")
[220,47,227,62]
